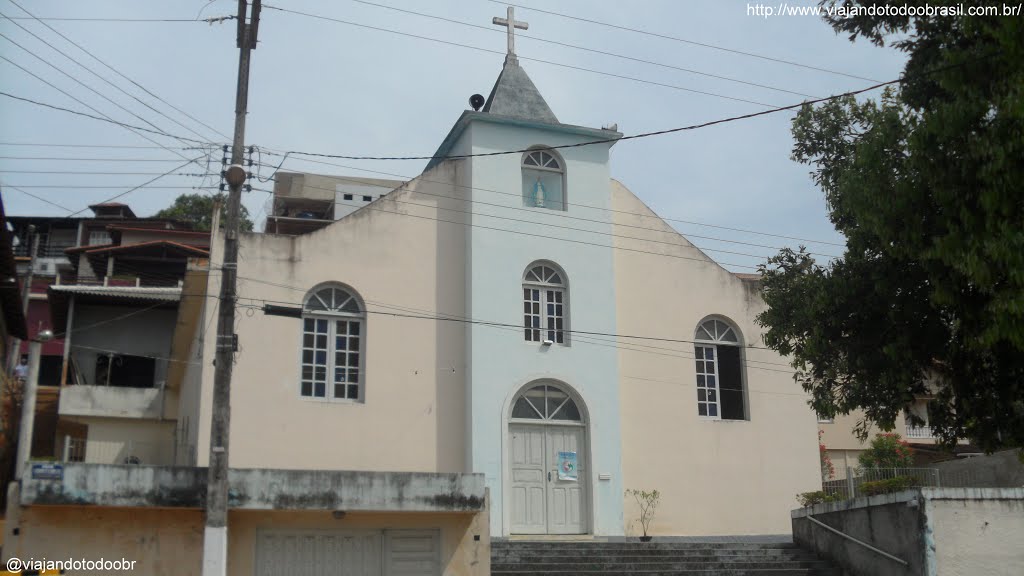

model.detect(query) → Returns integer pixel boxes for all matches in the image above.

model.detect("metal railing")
[822,467,941,500]
[904,425,935,438]
[13,243,75,258]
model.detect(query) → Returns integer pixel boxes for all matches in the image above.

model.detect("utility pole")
[202,1,259,574]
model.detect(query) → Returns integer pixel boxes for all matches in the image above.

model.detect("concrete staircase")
[491,540,840,576]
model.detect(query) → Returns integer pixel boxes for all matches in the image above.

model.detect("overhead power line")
[5,0,232,141]
[270,53,988,163]
[65,156,207,217]
[1,17,235,23]
[256,147,846,248]
[344,0,816,98]
[1,183,75,212]
[0,9,213,144]
[252,186,758,270]
[0,91,215,145]
[0,142,212,150]
[0,156,213,162]
[0,49,203,164]
[490,0,881,83]
[249,164,840,259]
[262,4,779,108]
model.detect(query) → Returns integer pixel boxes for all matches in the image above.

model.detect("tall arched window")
[523,262,567,344]
[694,317,746,420]
[522,149,565,210]
[300,284,365,401]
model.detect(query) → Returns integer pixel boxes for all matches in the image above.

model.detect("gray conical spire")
[482,55,559,125]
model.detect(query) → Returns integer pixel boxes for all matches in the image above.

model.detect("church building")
[7,13,820,576]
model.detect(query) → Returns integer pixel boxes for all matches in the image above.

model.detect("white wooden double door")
[509,424,588,534]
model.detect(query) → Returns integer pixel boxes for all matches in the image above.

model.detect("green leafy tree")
[154,193,253,232]
[757,2,1024,452]
[858,433,915,469]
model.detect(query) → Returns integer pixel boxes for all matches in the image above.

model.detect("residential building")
[819,396,976,477]
[7,53,820,574]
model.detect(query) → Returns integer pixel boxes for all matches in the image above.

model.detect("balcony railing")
[905,425,935,438]
[13,243,75,258]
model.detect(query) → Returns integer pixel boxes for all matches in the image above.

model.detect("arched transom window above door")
[511,383,582,422]
[522,149,565,210]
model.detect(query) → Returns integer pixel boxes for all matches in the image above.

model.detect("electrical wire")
[0,142,211,150]
[0,28,204,162]
[0,91,215,146]
[344,0,817,98]
[252,156,842,258]
[488,0,881,83]
[261,4,779,108]
[256,147,846,247]
[65,156,209,217]
[251,186,759,270]
[1,184,74,213]
[0,9,213,144]
[5,0,232,141]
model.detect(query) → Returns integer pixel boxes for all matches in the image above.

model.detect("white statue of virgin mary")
[533,177,546,208]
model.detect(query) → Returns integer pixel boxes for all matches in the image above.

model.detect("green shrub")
[860,476,916,496]
[797,490,843,507]
[858,433,915,469]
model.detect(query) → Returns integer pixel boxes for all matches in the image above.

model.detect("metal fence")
[822,467,941,500]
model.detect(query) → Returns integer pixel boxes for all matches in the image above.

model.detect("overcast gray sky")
[0,0,907,271]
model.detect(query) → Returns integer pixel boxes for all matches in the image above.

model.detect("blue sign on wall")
[31,463,64,481]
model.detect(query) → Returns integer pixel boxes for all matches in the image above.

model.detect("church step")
[493,549,818,559]
[492,542,801,550]
[492,541,840,576]
[492,561,833,571]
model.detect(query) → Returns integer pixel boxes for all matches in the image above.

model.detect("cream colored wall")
[15,507,203,576]
[74,417,176,465]
[229,508,489,576]
[197,162,468,473]
[931,497,1024,575]
[817,411,909,451]
[612,180,821,535]
[13,506,489,576]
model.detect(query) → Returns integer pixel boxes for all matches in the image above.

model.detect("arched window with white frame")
[694,317,746,420]
[523,262,568,345]
[300,284,365,401]
[522,148,565,210]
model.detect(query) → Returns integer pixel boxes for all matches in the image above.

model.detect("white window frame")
[523,263,568,345]
[521,148,566,210]
[694,318,743,420]
[300,284,365,403]
[88,229,112,246]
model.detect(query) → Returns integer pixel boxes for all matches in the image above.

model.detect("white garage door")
[256,529,439,576]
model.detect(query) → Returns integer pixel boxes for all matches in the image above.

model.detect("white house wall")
[462,120,624,537]
[611,180,821,535]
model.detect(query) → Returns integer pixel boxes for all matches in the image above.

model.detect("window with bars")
[694,318,746,420]
[522,149,565,210]
[523,263,567,344]
[300,284,364,401]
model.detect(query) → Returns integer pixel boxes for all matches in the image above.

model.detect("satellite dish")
[469,94,485,111]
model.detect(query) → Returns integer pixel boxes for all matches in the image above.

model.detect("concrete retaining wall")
[792,488,1024,576]
[22,463,486,512]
